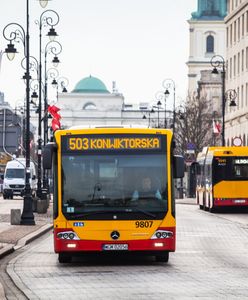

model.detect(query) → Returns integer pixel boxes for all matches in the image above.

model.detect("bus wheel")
[58,253,72,263]
[209,206,216,213]
[155,252,169,263]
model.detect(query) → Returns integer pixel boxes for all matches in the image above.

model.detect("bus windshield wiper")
[130,207,156,218]
[68,211,114,218]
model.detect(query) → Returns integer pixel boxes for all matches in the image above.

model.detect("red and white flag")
[48,105,61,131]
[213,120,221,134]
[51,118,61,131]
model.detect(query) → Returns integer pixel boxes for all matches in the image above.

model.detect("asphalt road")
[3,202,248,299]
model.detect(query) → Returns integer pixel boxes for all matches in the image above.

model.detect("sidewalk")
[0,195,53,299]
[176,197,196,205]
[0,196,53,258]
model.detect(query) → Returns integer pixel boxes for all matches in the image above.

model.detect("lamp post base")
[20,194,35,225]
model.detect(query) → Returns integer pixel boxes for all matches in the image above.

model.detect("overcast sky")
[0,0,196,110]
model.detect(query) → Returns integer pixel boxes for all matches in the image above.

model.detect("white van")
[3,158,37,199]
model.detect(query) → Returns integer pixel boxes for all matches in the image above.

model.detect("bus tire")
[209,206,216,213]
[58,253,72,263]
[155,252,169,263]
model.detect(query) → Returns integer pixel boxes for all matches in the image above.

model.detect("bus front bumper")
[54,228,175,253]
[214,198,248,206]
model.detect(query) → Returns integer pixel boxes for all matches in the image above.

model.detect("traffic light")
[48,105,61,131]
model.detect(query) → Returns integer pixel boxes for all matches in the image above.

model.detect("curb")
[14,223,53,251]
[0,223,53,258]
[0,223,52,300]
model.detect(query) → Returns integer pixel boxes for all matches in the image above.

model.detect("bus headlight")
[57,231,80,240]
[151,230,173,239]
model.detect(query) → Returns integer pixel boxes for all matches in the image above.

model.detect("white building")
[56,75,170,129]
[225,0,248,146]
[187,0,227,94]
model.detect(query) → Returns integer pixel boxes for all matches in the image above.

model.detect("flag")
[48,105,61,131]
[213,120,221,134]
[48,105,60,116]
[51,118,61,131]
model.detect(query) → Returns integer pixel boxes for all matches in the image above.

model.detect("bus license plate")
[234,199,246,203]
[102,244,128,251]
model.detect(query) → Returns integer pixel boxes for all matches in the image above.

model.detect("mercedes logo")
[110,231,120,240]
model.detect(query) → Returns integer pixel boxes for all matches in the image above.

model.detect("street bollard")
[37,199,47,214]
[10,209,21,225]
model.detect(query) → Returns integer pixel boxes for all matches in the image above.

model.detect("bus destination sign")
[62,135,162,152]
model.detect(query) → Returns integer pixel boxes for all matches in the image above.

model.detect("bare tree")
[173,94,216,158]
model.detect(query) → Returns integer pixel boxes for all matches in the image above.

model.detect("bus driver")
[131,176,162,201]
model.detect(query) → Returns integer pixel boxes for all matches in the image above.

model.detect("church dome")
[72,75,110,94]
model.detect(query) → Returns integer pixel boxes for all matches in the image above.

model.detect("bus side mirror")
[194,162,201,175]
[43,142,56,170]
[1,174,4,180]
[173,155,184,178]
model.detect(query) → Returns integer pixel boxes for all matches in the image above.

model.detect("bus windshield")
[5,168,25,179]
[213,156,248,184]
[61,153,168,219]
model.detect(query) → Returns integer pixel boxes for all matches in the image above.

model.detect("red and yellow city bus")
[196,146,248,212]
[43,126,184,263]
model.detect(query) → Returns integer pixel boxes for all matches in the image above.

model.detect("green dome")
[72,75,110,94]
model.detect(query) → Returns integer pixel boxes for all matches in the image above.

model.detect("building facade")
[187,0,227,94]
[56,75,171,130]
[225,0,248,146]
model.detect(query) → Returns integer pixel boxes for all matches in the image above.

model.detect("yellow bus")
[196,146,248,212]
[43,126,184,263]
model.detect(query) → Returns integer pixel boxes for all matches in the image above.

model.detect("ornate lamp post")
[211,55,237,146]
[43,41,62,144]
[36,9,59,199]
[163,79,176,130]
[51,76,69,101]
[155,91,165,128]
[152,101,162,128]
[142,108,155,127]
[2,0,49,225]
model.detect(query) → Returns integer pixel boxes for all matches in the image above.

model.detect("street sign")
[232,136,242,147]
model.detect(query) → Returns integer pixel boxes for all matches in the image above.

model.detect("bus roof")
[203,146,248,157]
[68,124,149,129]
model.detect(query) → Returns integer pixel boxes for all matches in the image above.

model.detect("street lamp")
[142,108,155,127]
[43,41,62,145]
[36,9,59,200]
[155,91,165,128]
[162,79,176,130]
[153,101,162,128]
[51,76,69,101]
[2,0,49,225]
[211,55,237,146]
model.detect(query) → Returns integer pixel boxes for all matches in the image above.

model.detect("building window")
[246,12,248,33]
[246,83,248,106]
[246,47,248,69]
[206,35,214,53]
[241,85,244,108]
[226,27,229,47]
[230,24,233,46]
[234,55,236,77]
[238,52,240,75]
[242,49,244,71]
[238,17,240,40]
[242,14,245,37]
[230,57,232,79]
[83,102,97,110]
[234,21,236,43]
